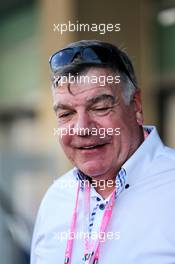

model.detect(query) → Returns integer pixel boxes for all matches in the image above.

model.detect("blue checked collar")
[73,167,127,199]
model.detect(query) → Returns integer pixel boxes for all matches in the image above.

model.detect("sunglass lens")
[51,49,74,71]
[89,46,111,62]
[82,47,101,62]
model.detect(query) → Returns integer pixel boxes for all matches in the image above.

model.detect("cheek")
[107,116,132,149]
[110,109,136,131]
[95,114,119,129]
[59,135,75,162]
[59,134,71,149]
[99,116,123,132]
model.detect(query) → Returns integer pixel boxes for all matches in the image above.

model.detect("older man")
[31,40,175,264]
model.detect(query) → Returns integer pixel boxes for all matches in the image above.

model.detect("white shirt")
[31,126,175,264]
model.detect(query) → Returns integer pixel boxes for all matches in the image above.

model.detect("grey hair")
[51,67,137,105]
[120,75,137,105]
[50,40,138,105]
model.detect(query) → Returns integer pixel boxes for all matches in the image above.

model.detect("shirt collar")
[73,125,163,195]
[73,166,127,199]
[122,125,164,186]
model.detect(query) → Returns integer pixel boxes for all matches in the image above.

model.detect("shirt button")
[125,184,130,189]
[99,203,105,210]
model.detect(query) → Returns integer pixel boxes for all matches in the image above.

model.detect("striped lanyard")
[64,180,116,264]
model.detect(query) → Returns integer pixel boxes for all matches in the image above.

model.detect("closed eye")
[92,106,113,112]
[58,112,73,118]
[95,107,112,111]
[91,106,113,116]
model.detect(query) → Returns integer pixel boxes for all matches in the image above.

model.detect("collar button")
[99,203,105,210]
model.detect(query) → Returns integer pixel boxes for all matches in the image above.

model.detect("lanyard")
[64,180,116,264]
[88,189,116,264]
[64,182,80,264]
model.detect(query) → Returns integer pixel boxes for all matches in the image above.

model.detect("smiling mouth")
[78,143,107,150]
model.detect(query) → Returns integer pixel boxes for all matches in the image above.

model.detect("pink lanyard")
[64,182,80,264]
[64,180,116,264]
[88,190,115,264]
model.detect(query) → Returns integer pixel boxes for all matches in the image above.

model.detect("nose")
[74,111,95,136]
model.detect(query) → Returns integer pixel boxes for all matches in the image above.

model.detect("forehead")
[52,67,121,105]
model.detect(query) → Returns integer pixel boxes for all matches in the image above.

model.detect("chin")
[77,161,108,177]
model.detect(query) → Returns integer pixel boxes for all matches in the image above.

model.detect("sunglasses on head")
[49,45,136,87]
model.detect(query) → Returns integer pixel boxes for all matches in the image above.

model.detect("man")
[31,40,175,264]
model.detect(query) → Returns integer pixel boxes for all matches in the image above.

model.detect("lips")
[79,144,106,149]
[77,143,108,150]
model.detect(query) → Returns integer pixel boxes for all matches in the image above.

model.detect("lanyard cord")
[64,182,80,264]
[88,190,116,264]
[64,180,116,264]
[84,181,91,259]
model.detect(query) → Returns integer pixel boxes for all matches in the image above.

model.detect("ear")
[132,89,144,125]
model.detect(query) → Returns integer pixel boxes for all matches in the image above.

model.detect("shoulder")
[163,145,175,161]
[150,144,175,180]
[31,169,78,260]
[146,125,175,171]
[157,144,175,168]
[34,168,78,231]
[39,168,77,212]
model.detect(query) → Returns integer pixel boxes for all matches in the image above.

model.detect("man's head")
[50,40,138,105]
[50,40,144,180]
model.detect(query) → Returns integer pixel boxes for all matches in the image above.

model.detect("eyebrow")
[53,103,73,113]
[53,94,116,112]
[87,94,115,105]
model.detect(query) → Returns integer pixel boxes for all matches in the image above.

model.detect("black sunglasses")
[49,45,136,87]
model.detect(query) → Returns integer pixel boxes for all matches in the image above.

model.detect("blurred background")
[0,0,175,263]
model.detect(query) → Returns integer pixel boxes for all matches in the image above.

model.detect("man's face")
[52,67,144,180]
